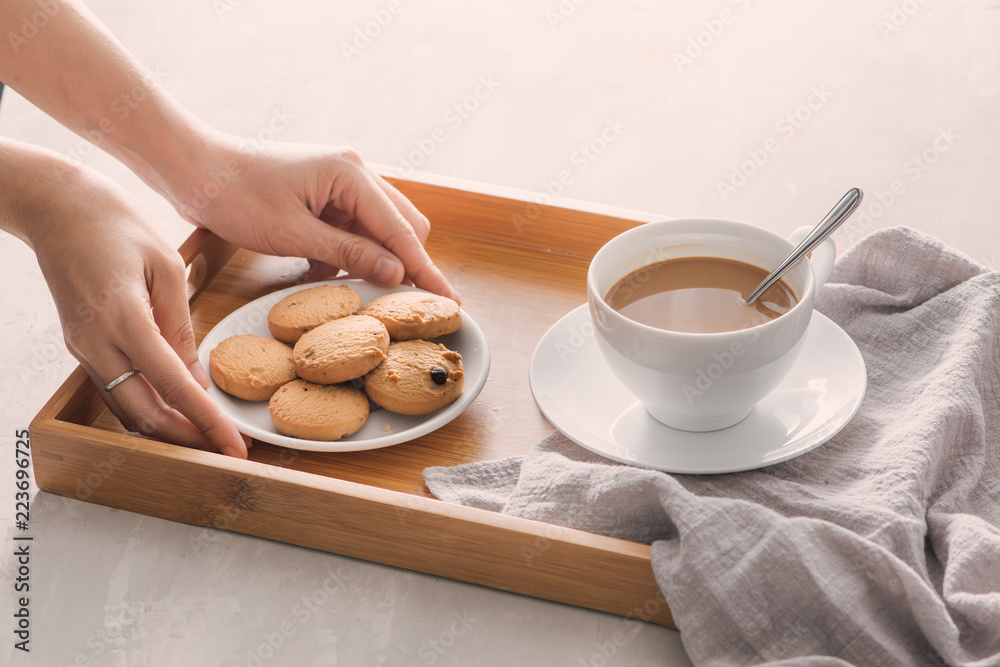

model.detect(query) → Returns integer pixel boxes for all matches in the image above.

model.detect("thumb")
[286,213,406,287]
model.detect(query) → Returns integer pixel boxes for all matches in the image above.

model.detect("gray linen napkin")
[424,226,1000,666]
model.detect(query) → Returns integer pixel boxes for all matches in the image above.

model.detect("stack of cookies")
[208,284,464,441]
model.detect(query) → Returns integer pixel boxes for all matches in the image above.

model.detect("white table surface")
[2,0,997,664]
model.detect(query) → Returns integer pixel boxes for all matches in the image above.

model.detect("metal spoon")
[744,187,863,305]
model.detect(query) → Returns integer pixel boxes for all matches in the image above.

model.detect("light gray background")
[2,0,997,664]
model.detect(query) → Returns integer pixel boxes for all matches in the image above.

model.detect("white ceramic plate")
[197,280,490,452]
[529,306,866,474]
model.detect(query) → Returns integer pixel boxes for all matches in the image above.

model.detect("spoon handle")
[744,187,863,305]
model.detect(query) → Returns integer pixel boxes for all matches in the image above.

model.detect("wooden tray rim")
[30,172,676,629]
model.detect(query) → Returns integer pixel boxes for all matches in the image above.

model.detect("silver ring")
[104,369,141,392]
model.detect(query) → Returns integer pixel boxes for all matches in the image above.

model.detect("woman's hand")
[165,133,460,303]
[1,0,457,299]
[0,0,455,460]
[5,144,247,458]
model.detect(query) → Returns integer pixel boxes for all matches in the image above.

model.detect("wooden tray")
[30,175,675,629]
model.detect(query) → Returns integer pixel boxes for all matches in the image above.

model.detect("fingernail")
[446,284,461,305]
[443,283,461,305]
[225,445,249,460]
[189,360,211,388]
[433,266,462,304]
[373,256,403,286]
[221,434,249,459]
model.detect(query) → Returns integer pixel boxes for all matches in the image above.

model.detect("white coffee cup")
[587,219,836,432]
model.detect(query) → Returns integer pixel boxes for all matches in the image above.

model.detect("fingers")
[108,373,250,452]
[146,258,250,455]
[120,307,248,459]
[75,261,248,459]
[305,209,459,303]
[24,155,247,458]
[328,167,460,302]
[371,171,431,244]
[78,352,218,453]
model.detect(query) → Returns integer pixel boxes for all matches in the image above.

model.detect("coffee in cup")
[587,219,836,432]
[604,257,796,334]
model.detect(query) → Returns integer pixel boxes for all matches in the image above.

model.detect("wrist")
[126,118,247,226]
[110,98,217,208]
[0,138,83,249]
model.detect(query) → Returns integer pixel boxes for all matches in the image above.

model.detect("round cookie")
[209,334,297,401]
[293,314,390,384]
[268,379,369,441]
[362,291,461,341]
[268,284,363,344]
[364,340,464,415]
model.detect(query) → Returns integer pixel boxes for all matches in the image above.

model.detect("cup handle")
[789,226,836,287]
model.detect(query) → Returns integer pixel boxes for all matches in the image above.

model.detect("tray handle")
[178,229,238,304]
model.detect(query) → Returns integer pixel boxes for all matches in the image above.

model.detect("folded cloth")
[424,227,1000,666]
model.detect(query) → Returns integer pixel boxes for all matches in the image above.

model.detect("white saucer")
[528,306,866,474]
[197,279,490,452]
